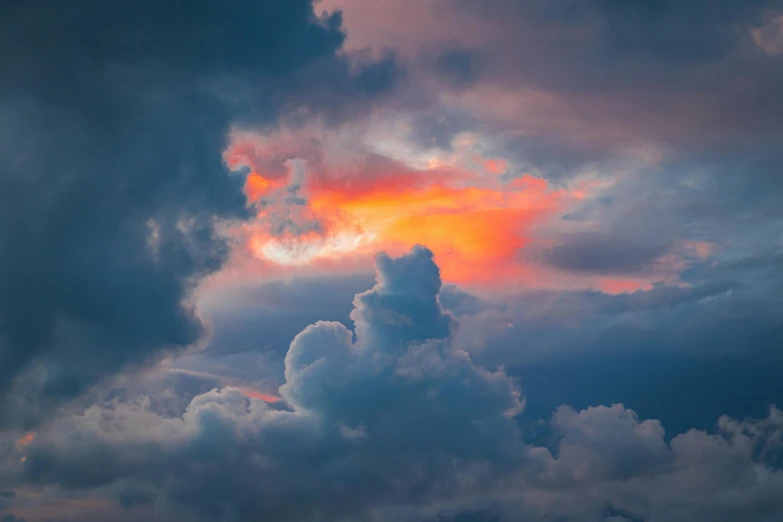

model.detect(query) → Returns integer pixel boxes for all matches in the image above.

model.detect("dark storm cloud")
[0,0,400,428]
[8,249,783,522]
[429,47,485,89]
[426,510,500,522]
[594,0,771,61]
[114,487,155,511]
[0,490,15,513]
[451,0,782,105]
[540,232,670,275]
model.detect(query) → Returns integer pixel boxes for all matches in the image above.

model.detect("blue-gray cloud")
[201,274,373,357]
[539,232,671,275]
[18,247,523,521]
[448,245,783,434]
[5,248,782,522]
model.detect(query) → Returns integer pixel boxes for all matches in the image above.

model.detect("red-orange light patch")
[16,432,36,449]
[241,389,282,403]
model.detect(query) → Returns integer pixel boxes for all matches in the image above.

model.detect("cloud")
[441,244,783,433]
[451,245,783,371]
[1,4,781,518]
[321,0,783,222]
[4,248,781,522]
[0,0,400,428]
[222,121,590,290]
[753,13,783,54]
[540,232,671,276]
[310,0,783,295]
[509,403,783,522]
[547,404,671,482]
[211,4,783,299]
[19,247,523,521]
[338,0,783,142]
[199,272,372,356]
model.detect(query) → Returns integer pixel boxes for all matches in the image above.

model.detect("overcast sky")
[1,1,783,521]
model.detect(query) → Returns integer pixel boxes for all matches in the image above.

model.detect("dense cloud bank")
[4,248,781,522]
[0,0,398,428]
[351,0,783,149]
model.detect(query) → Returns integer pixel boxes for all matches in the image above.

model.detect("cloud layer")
[4,249,782,522]
[1,1,782,520]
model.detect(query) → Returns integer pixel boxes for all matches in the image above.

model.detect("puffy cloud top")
[20,247,523,521]
[9,248,783,522]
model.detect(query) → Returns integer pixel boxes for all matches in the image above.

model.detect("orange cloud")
[244,172,278,202]
[315,176,564,284]
[241,389,281,403]
[16,432,36,449]
[682,240,715,260]
[219,130,674,295]
[484,158,507,175]
[229,137,573,287]
[599,278,654,295]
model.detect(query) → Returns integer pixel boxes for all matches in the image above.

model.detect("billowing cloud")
[3,249,782,522]
[18,247,523,521]
[512,403,783,522]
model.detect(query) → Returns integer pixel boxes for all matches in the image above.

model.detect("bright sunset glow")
[241,388,281,403]
[225,136,580,286]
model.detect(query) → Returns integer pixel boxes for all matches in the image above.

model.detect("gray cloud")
[3,249,781,522]
[18,247,522,521]
[446,0,783,146]
[446,245,783,434]
[514,403,783,522]
[344,0,783,185]
[201,274,373,357]
[540,232,671,275]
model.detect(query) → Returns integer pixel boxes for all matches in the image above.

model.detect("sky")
[1,1,783,521]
